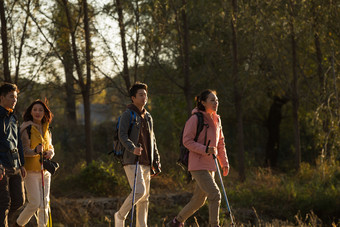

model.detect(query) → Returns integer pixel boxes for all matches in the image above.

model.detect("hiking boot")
[166,217,184,227]
[114,212,125,227]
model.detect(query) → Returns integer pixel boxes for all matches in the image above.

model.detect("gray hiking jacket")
[118,108,160,166]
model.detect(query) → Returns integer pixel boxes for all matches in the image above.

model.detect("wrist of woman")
[46,150,54,157]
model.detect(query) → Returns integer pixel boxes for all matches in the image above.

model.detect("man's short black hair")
[0,83,19,97]
[129,82,148,98]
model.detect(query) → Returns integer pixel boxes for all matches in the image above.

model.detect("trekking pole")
[209,141,235,226]
[39,145,46,225]
[130,144,141,227]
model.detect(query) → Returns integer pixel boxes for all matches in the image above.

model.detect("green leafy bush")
[53,160,128,197]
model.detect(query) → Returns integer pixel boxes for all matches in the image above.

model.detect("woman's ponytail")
[196,95,205,111]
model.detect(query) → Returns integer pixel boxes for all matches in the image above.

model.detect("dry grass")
[49,161,339,226]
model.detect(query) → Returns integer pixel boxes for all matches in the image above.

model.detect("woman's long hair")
[23,100,53,124]
[195,89,217,111]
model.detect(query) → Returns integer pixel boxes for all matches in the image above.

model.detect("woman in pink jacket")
[167,90,229,227]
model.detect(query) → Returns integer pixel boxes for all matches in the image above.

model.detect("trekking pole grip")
[37,143,43,162]
[135,143,142,162]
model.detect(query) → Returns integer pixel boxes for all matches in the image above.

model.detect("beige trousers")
[177,170,221,226]
[16,171,50,227]
[116,164,151,227]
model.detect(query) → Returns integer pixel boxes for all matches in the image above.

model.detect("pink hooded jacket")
[183,108,229,172]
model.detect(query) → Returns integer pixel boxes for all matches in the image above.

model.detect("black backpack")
[110,111,136,162]
[177,112,206,171]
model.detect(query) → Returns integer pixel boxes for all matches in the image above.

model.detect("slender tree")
[83,0,93,164]
[265,96,289,168]
[288,0,301,171]
[14,0,30,84]
[62,0,93,164]
[115,0,131,94]
[230,0,245,181]
[180,0,192,116]
[0,0,11,82]
[54,1,77,124]
[133,0,140,82]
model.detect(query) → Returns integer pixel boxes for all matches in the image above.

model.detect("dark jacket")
[0,106,24,168]
[118,107,160,166]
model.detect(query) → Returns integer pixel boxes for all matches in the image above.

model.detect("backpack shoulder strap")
[193,112,204,142]
[26,125,32,140]
[127,110,137,135]
[130,111,136,126]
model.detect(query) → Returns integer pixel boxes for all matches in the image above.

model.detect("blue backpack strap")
[116,116,121,130]
[128,111,136,134]
[129,111,133,124]
[116,110,136,135]
[130,111,136,128]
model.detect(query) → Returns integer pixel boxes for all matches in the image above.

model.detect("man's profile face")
[132,89,148,108]
[0,91,18,110]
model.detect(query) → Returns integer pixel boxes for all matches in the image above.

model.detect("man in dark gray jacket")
[115,82,161,227]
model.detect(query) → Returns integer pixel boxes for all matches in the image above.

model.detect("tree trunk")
[289,1,301,171]
[14,0,30,84]
[181,0,192,116]
[82,89,92,164]
[63,50,77,125]
[133,0,140,83]
[265,96,289,168]
[83,0,93,164]
[314,31,323,87]
[63,0,93,165]
[231,0,245,181]
[55,1,77,124]
[63,0,83,83]
[331,53,340,126]
[116,0,131,94]
[311,2,324,88]
[0,0,11,82]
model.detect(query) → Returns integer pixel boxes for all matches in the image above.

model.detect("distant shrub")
[76,161,119,196]
[53,160,128,197]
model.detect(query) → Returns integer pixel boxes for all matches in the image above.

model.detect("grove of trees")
[0,0,339,219]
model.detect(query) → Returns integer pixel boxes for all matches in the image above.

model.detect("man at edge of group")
[114,82,161,227]
[0,83,26,227]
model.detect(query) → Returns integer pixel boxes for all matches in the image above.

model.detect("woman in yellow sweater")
[16,100,54,227]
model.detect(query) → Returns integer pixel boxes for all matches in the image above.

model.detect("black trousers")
[0,168,25,227]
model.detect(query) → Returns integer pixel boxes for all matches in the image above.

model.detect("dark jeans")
[0,168,25,227]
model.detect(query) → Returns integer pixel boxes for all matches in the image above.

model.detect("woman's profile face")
[202,93,219,113]
[31,103,45,123]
